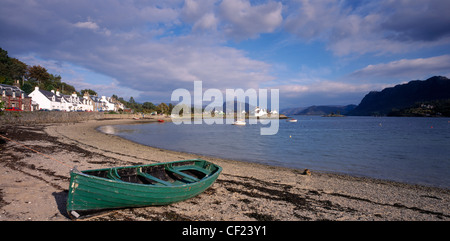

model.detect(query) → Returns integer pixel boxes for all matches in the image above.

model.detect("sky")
[1,0,450,109]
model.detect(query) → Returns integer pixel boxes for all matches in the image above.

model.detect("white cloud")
[182,0,217,25]
[74,21,100,30]
[73,20,111,36]
[193,13,218,31]
[284,0,340,40]
[284,0,450,56]
[219,0,283,39]
[273,79,387,107]
[181,0,219,31]
[43,32,275,100]
[110,40,274,90]
[276,80,378,98]
[0,0,277,101]
[350,55,450,79]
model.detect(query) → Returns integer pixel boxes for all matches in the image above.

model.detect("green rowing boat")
[66,159,222,218]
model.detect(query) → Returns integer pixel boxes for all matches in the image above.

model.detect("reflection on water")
[99,125,116,134]
[98,125,137,135]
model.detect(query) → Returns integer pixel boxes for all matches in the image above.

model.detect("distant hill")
[282,105,356,116]
[222,101,256,113]
[280,107,306,116]
[349,76,450,116]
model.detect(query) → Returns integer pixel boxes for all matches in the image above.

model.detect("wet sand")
[0,118,449,221]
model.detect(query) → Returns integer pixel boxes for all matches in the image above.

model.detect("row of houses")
[0,83,125,112]
[0,84,33,111]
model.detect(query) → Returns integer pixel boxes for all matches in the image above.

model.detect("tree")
[26,65,50,86]
[156,102,169,115]
[10,58,27,82]
[80,89,97,96]
[45,84,55,91]
[48,74,61,88]
[0,48,27,85]
[168,103,174,114]
[60,82,77,95]
[22,82,33,94]
[142,102,156,111]
[0,48,11,84]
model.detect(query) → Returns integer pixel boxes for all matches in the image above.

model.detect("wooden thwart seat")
[165,165,200,182]
[107,168,174,186]
[173,165,212,176]
[137,168,173,186]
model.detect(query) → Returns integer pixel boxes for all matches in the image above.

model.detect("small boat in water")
[67,159,222,218]
[287,118,297,122]
[233,120,246,126]
[233,102,246,126]
[157,119,164,123]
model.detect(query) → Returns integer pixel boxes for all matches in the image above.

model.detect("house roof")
[87,95,103,103]
[36,89,63,102]
[38,89,55,98]
[0,84,29,98]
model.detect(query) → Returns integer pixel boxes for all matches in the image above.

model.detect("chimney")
[51,90,55,94]
[35,86,39,91]
[56,89,60,96]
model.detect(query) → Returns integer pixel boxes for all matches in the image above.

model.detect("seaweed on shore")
[0,189,10,210]
[218,174,359,219]
[245,212,276,221]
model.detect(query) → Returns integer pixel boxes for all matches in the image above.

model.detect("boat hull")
[66,159,222,213]
[233,120,246,125]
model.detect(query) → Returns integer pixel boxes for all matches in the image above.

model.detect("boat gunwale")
[71,159,222,189]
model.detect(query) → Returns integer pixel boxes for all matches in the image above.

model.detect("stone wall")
[0,111,139,125]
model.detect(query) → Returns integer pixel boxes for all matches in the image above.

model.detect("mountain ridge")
[349,76,450,116]
[281,76,450,117]
[281,105,356,116]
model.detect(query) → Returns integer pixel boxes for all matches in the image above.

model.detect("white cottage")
[100,96,116,111]
[28,87,63,110]
[29,87,94,111]
[29,86,124,112]
[253,107,267,117]
[63,92,92,111]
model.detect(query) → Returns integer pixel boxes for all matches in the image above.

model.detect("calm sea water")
[99,116,450,188]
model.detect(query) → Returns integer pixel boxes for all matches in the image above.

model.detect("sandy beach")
[0,118,449,221]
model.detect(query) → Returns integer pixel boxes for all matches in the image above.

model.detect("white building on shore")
[28,87,119,112]
[253,107,267,117]
[29,87,64,110]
